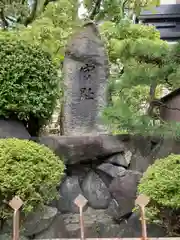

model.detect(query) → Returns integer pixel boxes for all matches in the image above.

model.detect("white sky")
[78,0,87,18]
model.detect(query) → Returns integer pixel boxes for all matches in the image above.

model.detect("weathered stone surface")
[82,171,111,209]
[118,212,167,237]
[57,176,84,213]
[109,170,142,217]
[0,234,28,240]
[106,152,132,167]
[62,207,121,238]
[97,163,126,178]
[0,119,30,139]
[67,164,91,185]
[35,214,69,239]
[23,206,57,236]
[63,22,109,135]
[62,207,167,238]
[37,135,125,164]
[106,198,121,220]
[129,150,150,173]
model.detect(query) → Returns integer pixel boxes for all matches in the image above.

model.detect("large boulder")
[109,170,142,218]
[118,212,167,237]
[106,152,132,168]
[23,206,57,237]
[37,135,125,164]
[0,119,30,139]
[97,163,126,178]
[82,171,111,209]
[57,176,85,213]
[35,214,69,239]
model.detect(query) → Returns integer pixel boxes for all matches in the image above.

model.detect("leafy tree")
[0,36,59,136]
[138,154,180,236]
[101,20,180,137]
[0,0,80,134]
[83,0,160,22]
[0,0,80,65]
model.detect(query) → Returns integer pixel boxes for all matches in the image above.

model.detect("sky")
[78,1,87,18]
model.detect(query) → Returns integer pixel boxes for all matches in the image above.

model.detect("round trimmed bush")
[138,154,180,236]
[0,37,59,135]
[0,138,65,220]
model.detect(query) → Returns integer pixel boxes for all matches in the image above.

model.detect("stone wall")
[0,121,179,239]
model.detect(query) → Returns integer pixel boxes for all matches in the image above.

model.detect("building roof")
[138,4,180,41]
[161,88,180,102]
[139,4,180,20]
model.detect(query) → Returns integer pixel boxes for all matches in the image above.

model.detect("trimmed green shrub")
[0,138,65,220]
[138,154,180,236]
[0,37,59,135]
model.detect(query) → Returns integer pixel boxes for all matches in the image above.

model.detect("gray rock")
[62,207,121,238]
[97,163,126,178]
[82,171,111,209]
[106,198,121,220]
[118,212,167,237]
[35,213,69,239]
[124,150,132,165]
[57,176,85,213]
[68,164,91,185]
[0,119,30,139]
[109,170,142,218]
[63,22,109,135]
[107,152,131,167]
[23,206,57,236]
[38,135,125,165]
[0,234,28,240]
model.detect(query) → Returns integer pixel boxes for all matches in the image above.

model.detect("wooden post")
[135,194,150,240]
[79,206,85,240]
[9,196,23,240]
[140,205,147,240]
[74,194,88,240]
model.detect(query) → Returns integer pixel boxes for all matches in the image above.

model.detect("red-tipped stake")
[135,194,150,240]
[9,196,23,240]
[74,194,88,240]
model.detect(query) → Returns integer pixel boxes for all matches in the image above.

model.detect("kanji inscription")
[79,63,95,100]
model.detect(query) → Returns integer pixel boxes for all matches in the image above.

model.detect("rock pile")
[0,121,179,238]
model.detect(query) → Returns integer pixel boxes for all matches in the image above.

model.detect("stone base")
[1,132,179,239]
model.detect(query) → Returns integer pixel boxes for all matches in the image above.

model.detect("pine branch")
[89,0,102,20]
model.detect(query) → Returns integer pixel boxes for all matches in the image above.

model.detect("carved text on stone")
[80,63,95,100]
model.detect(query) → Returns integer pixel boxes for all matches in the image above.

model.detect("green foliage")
[18,0,80,66]
[0,138,65,220]
[0,36,59,127]
[138,154,180,235]
[101,20,180,136]
[83,0,160,22]
[139,154,180,207]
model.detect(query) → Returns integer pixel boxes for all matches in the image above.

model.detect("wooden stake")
[13,210,20,240]
[135,194,150,240]
[74,194,88,240]
[9,196,23,240]
[140,205,147,240]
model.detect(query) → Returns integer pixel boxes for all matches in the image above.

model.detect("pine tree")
[101,20,180,137]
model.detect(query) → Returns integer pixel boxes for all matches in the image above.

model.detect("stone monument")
[63,21,109,135]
